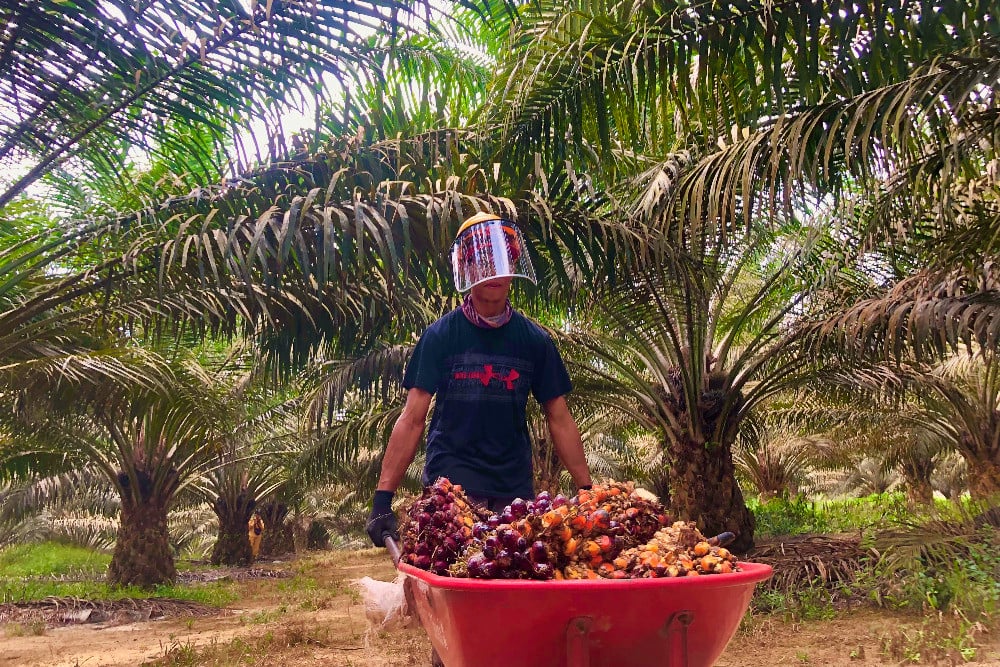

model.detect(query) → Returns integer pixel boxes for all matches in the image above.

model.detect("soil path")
[2,551,998,667]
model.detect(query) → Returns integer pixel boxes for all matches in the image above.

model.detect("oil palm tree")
[554,218,840,552]
[1,353,239,587]
[802,351,1000,500]
[180,358,304,566]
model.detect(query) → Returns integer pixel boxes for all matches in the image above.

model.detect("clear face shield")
[451,219,537,293]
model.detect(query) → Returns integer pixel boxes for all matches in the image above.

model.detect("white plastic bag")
[356,574,416,630]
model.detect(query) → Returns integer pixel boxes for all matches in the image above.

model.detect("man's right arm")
[376,387,433,492]
[367,387,433,547]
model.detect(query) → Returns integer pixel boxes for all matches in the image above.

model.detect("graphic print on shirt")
[445,353,532,401]
[453,364,520,390]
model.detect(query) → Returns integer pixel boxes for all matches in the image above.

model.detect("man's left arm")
[542,395,592,490]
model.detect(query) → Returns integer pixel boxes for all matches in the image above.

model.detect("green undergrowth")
[749,492,985,539]
[0,541,111,577]
[746,502,1000,662]
[0,542,238,606]
[0,578,239,606]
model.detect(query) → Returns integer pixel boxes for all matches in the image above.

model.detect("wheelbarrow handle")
[383,533,402,566]
[707,531,736,548]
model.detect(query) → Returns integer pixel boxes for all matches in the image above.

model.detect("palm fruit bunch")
[399,478,488,575]
[449,491,564,580]
[544,482,671,579]
[450,481,672,580]
[608,521,740,578]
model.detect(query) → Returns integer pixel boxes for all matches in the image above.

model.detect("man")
[366,211,592,547]
[247,513,264,561]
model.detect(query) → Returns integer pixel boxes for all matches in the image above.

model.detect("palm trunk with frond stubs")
[211,492,256,566]
[964,453,1000,500]
[107,463,182,587]
[901,459,935,506]
[107,471,175,587]
[259,502,293,558]
[656,370,755,552]
[664,431,756,553]
[958,429,1000,500]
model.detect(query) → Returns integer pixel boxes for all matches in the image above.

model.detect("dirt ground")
[2,551,999,667]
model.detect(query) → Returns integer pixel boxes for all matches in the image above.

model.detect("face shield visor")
[451,219,536,293]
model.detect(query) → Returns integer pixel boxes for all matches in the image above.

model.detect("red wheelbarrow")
[387,538,772,667]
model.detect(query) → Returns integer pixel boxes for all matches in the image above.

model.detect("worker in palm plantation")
[247,513,264,561]
[366,211,592,664]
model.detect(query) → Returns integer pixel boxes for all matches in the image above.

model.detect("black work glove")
[366,490,399,547]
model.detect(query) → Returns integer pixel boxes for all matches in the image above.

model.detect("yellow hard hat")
[456,211,503,238]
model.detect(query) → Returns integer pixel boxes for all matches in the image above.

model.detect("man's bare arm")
[543,395,592,489]
[377,387,433,492]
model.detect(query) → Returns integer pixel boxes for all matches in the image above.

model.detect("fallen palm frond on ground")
[175,567,292,584]
[749,533,876,591]
[0,597,218,627]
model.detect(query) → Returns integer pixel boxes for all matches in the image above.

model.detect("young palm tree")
[557,219,836,552]
[800,349,1000,502]
[1,354,237,587]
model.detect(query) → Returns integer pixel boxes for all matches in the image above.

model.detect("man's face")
[470,276,513,302]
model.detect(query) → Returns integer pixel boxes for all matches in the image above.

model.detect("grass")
[0,542,239,606]
[0,577,239,605]
[144,621,342,666]
[0,541,111,577]
[748,492,916,538]
[749,492,988,539]
[746,492,1000,661]
[752,585,839,622]
[4,620,46,637]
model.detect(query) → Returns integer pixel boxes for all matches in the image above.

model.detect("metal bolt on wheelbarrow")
[384,532,770,667]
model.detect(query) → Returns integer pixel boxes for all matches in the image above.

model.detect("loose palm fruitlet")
[399,478,488,575]
[608,521,741,578]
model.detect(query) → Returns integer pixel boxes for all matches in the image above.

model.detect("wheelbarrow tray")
[398,561,772,667]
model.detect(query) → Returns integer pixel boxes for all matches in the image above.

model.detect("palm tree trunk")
[901,460,935,506]
[259,502,293,557]
[211,493,255,566]
[957,430,1000,500]
[107,494,175,587]
[966,454,1000,499]
[664,432,756,553]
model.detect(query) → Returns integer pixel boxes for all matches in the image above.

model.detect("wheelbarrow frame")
[388,536,772,667]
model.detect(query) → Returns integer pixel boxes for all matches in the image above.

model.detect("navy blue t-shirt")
[403,308,572,499]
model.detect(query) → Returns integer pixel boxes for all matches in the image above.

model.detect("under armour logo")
[453,364,520,390]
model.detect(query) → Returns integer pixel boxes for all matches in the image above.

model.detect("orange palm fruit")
[564,537,579,556]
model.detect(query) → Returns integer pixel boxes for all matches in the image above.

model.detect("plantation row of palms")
[0,0,998,584]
